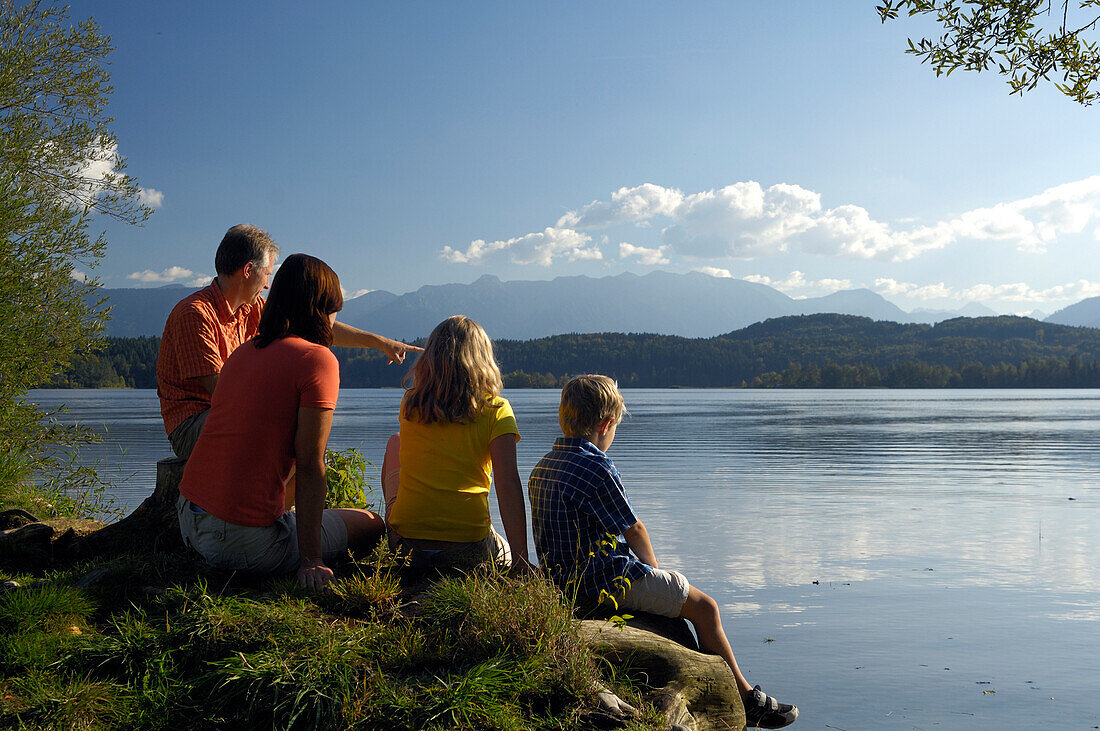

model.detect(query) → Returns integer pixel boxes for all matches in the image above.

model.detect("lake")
[28,388,1100,729]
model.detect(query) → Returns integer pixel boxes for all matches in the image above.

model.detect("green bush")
[324,447,377,511]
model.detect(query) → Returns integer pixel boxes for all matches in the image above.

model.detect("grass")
[0,545,667,730]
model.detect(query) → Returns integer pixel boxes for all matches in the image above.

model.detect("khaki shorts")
[618,568,691,618]
[177,495,349,574]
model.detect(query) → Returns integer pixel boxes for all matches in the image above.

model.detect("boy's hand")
[507,556,539,578]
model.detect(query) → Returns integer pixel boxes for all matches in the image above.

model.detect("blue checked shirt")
[529,437,651,600]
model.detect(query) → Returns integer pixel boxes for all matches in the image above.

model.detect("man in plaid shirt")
[157,224,420,460]
[529,375,798,729]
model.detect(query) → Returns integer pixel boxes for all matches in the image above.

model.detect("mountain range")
[1045,296,1100,329]
[93,271,1099,340]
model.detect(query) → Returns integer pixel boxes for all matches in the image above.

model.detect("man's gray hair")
[214,224,279,276]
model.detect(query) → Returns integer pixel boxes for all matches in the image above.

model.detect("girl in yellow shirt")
[382,315,534,574]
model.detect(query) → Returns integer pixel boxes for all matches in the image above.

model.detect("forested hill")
[47,315,1100,390]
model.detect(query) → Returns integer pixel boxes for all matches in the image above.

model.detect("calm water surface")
[29,388,1100,729]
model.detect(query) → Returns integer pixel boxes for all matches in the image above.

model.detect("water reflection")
[31,388,1100,597]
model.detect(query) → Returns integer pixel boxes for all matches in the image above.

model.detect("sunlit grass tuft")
[0,554,664,730]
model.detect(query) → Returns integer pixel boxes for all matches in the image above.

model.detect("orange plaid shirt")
[156,280,265,436]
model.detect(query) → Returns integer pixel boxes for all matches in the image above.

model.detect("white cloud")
[76,140,117,187]
[618,242,670,265]
[59,139,164,211]
[743,270,851,295]
[873,278,953,300]
[874,277,1100,304]
[342,287,374,300]
[127,266,202,284]
[448,174,1100,269]
[664,182,821,258]
[137,188,165,208]
[693,266,732,278]
[71,268,88,282]
[558,183,684,228]
[441,227,601,267]
[817,277,855,291]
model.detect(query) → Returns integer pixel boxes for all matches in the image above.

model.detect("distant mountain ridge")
[1046,296,1100,329]
[56,313,1100,389]
[96,272,1034,339]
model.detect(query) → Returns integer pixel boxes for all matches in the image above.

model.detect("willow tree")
[878,0,1100,104]
[0,1,151,511]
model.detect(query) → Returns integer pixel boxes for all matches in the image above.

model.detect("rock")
[0,522,55,566]
[75,566,116,589]
[577,619,746,731]
[0,508,40,529]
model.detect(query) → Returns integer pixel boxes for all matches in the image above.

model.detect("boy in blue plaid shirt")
[529,375,798,729]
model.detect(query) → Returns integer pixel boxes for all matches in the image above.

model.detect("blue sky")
[74,1,1099,315]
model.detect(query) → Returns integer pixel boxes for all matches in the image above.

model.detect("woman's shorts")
[389,527,511,575]
[177,496,349,574]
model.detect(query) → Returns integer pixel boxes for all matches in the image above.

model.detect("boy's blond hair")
[559,374,626,437]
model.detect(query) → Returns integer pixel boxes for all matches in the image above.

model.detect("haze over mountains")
[96,271,1100,340]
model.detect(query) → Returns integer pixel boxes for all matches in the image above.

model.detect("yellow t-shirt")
[389,395,520,542]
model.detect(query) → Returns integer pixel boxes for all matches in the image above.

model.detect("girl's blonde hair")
[401,315,503,424]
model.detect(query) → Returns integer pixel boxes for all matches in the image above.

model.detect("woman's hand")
[297,560,335,590]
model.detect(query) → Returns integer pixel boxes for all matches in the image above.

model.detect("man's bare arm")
[331,321,422,364]
[195,374,218,395]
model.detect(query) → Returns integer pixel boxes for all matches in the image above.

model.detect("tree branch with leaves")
[1,0,152,515]
[878,0,1100,104]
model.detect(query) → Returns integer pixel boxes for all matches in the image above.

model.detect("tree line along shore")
[45,314,1100,391]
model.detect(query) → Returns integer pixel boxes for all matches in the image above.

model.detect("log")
[66,458,186,560]
[577,619,746,731]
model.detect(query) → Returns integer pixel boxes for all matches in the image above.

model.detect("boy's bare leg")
[678,585,754,696]
[381,433,400,520]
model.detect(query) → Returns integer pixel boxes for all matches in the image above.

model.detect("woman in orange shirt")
[177,254,384,589]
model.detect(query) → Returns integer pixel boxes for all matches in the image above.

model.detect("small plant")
[324,447,377,510]
[326,544,404,616]
[608,613,634,630]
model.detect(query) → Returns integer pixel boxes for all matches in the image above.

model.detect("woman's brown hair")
[254,253,343,348]
[401,315,503,424]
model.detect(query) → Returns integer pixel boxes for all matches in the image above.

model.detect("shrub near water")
[0,548,650,730]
